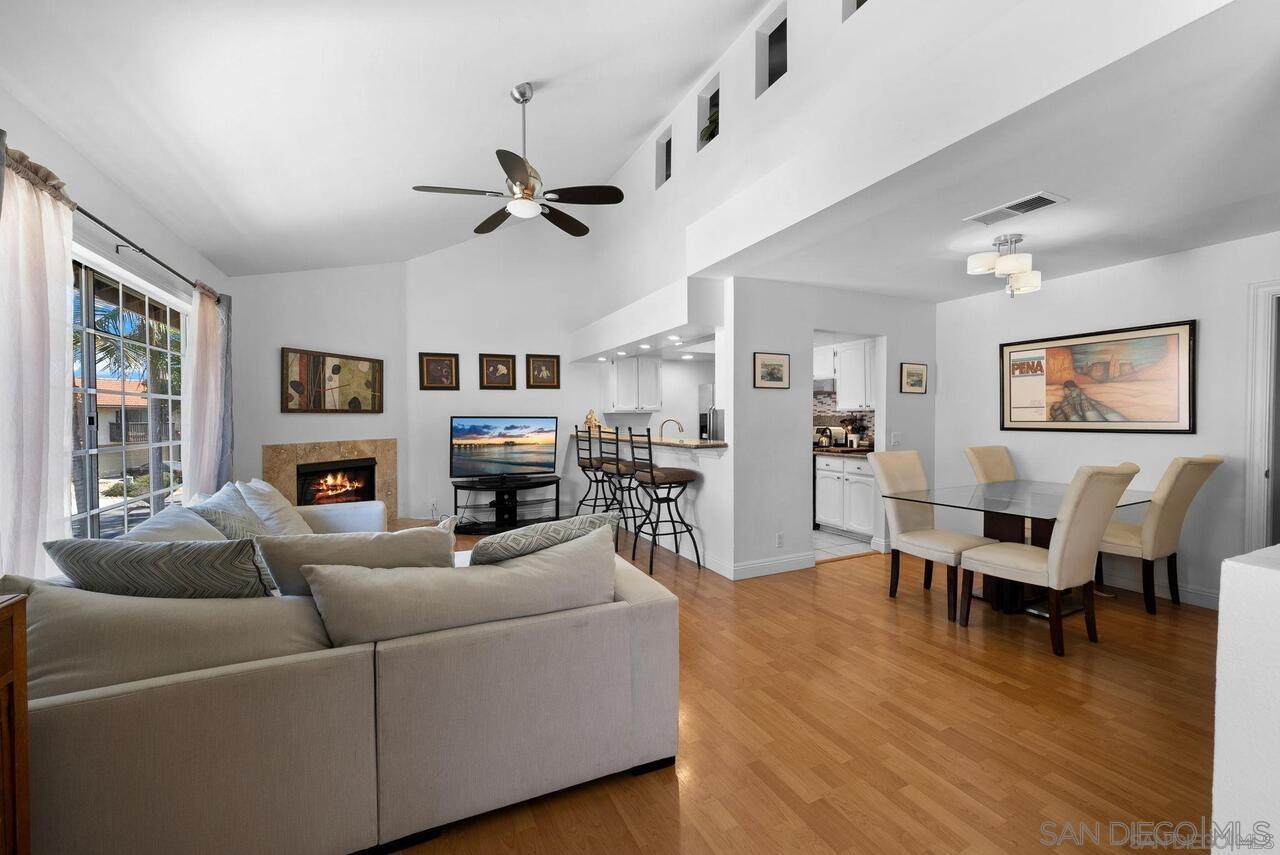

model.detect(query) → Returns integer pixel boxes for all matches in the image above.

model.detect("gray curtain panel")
[215,293,234,486]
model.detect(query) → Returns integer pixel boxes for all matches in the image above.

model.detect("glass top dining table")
[883,479,1154,521]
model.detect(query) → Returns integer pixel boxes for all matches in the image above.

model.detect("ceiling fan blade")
[474,207,512,234]
[543,185,624,205]
[496,149,531,186]
[540,205,589,237]
[413,185,505,197]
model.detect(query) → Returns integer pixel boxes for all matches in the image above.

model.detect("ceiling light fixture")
[639,343,651,350]
[616,350,627,356]
[505,197,543,219]
[681,354,694,360]
[597,356,607,362]
[667,335,681,341]
[966,233,1042,298]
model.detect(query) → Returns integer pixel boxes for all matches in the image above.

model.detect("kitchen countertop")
[596,430,727,449]
[813,448,872,457]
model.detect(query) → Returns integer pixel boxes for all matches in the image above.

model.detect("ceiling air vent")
[964,191,1068,226]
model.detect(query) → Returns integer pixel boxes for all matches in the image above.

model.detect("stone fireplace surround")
[262,438,397,521]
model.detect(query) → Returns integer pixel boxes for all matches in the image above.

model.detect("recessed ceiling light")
[667,335,681,341]
[616,350,627,356]
[681,354,694,360]
[639,344,651,350]
[597,356,607,362]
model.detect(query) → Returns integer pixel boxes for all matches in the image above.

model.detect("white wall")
[729,277,936,576]
[934,231,1280,607]
[222,262,409,506]
[1,85,227,297]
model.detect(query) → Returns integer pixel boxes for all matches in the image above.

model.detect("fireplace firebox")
[296,458,377,506]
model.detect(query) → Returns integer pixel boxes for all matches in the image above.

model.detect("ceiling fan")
[412,82,624,237]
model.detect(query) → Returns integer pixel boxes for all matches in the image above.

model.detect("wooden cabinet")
[815,470,844,527]
[835,340,876,411]
[0,595,28,855]
[606,357,663,412]
[843,474,876,536]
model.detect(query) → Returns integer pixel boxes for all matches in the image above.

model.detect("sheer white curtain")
[0,149,74,577]
[183,284,229,499]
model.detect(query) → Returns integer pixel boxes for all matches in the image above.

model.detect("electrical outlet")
[775,533,783,548]
[891,432,902,447]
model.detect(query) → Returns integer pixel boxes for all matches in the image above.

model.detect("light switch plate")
[891,432,902,447]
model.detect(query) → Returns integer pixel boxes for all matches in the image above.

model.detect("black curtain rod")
[75,205,200,291]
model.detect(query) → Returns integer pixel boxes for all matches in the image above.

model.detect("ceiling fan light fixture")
[966,251,998,275]
[506,198,542,219]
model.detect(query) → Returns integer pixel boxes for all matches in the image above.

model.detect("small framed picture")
[479,353,516,390]
[753,352,790,389]
[526,354,561,389]
[900,362,928,394]
[418,352,459,390]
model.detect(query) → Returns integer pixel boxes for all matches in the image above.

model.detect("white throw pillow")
[119,505,227,542]
[235,479,313,536]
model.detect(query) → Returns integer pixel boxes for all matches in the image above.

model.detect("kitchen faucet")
[659,418,684,442]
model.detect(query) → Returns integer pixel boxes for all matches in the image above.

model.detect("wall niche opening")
[756,3,788,97]
[655,126,673,188]
[697,75,720,151]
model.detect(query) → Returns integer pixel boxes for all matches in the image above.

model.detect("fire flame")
[308,471,366,504]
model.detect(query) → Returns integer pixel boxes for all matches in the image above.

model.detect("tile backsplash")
[813,392,875,443]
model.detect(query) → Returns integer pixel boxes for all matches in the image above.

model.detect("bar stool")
[598,428,645,549]
[629,428,702,574]
[574,425,613,514]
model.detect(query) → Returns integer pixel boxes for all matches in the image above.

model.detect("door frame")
[1244,279,1280,551]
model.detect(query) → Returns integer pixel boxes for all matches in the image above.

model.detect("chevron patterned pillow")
[470,513,620,565]
[43,538,270,598]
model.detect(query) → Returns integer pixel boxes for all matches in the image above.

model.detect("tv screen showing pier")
[450,417,559,478]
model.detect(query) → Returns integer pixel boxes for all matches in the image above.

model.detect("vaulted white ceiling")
[0,0,764,275]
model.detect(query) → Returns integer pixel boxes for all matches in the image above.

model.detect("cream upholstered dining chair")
[958,462,1139,656]
[868,450,994,621]
[1096,455,1222,614]
[964,446,1017,483]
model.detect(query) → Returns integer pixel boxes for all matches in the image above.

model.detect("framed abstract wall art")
[418,352,460,390]
[281,347,384,413]
[479,353,517,390]
[999,320,1196,433]
[753,352,790,389]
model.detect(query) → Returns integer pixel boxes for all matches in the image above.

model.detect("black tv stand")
[452,474,560,535]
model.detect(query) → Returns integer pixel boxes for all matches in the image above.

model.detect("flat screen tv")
[450,416,559,479]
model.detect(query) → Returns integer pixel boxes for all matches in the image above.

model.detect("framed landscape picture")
[753,352,790,389]
[418,352,459,390]
[900,362,928,394]
[479,353,517,390]
[281,347,384,413]
[999,320,1196,433]
[526,354,561,389]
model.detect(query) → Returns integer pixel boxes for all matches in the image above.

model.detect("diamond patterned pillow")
[189,482,271,541]
[42,538,270,598]
[470,513,619,565]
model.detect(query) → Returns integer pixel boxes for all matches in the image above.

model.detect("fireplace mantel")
[262,438,397,519]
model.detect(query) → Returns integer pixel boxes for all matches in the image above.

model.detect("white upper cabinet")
[607,357,663,412]
[813,345,836,380]
[834,340,876,410]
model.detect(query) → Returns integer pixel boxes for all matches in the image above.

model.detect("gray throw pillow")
[256,526,456,597]
[189,482,271,540]
[42,538,269,598]
[302,525,618,645]
[470,513,619,565]
[119,505,227,542]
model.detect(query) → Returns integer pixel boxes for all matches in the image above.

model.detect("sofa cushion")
[257,526,455,597]
[235,478,313,536]
[470,513,618,565]
[189,482,271,540]
[119,505,228,542]
[303,525,617,645]
[42,538,269,598]
[0,576,331,700]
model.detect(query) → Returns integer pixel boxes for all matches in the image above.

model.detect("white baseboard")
[1099,557,1219,610]
[870,536,889,554]
[731,551,817,580]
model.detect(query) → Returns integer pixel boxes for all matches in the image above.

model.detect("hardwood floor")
[401,531,1217,854]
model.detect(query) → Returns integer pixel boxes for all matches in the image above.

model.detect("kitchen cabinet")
[607,356,663,412]
[835,339,876,410]
[815,469,844,527]
[843,473,876,536]
[813,345,836,380]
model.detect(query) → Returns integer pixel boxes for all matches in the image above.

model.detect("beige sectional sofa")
[11,521,678,854]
